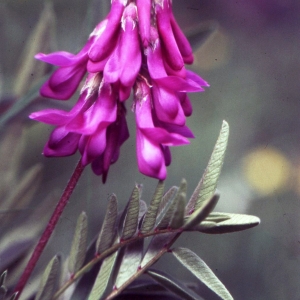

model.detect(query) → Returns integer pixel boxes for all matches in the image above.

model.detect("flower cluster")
[30,0,208,182]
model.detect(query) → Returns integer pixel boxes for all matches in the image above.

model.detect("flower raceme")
[30,0,209,181]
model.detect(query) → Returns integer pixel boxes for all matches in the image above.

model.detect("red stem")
[14,159,85,299]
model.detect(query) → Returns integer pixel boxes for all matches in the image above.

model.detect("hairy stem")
[14,159,85,299]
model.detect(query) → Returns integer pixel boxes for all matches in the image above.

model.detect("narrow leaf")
[141,233,176,268]
[140,181,165,234]
[35,255,61,300]
[169,193,186,229]
[183,194,219,231]
[118,185,143,236]
[0,271,7,287]
[172,247,233,300]
[88,251,118,300]
[96,194,118,254]
[196,213,260,234]
[114,239,144,288]
[147,269,203,300]
[121,185,140,240]
[186,121,229,215]
[68,212,88,274]
[156,186,178,220]
[155,186,178,229]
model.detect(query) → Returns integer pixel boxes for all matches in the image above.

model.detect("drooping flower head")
[30,0,209,182]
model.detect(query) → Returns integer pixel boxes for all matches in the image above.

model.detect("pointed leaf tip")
[172,247,233,300]
[35,255,61,300]
[121,185,141,240]
[186,121,229,214]
[96,194,118,254]
[68,211,88,274]
[140,180,165,234]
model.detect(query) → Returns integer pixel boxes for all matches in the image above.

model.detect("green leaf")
[183,194,220,231]
[155,186,178,229]
[35,255,61,300]
[118,185,142,236]
[121,185,141,240]
[96,194,118,254]
[186,121,229,215]
[205,212,231,223]
[88,251,118,300]
[169,193,186,229]
[68,212,88,274]
[140,181,165,234]
[141,233,176,268]
[196,213,261,234]
[114,239,144,288]
[146,269,203,300]
[172,247,233,300]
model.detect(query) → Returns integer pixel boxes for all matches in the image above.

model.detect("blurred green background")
[1,0,300,299]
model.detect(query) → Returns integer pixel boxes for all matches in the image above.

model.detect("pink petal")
[152,83,186,125]
[136,0,151,47]
[136,130,167,180]
[88,0,125,62]
[155,0,184,71]
[179,94,193,117]
[154,76,204,92]
[170,13,194,63]
[186,70,209,87]
[41,63,86,100]
[104,4,141,88]
[140,127,190,146]
[44,127,80,156]
[80,127,107,166]
[67,82,117,134]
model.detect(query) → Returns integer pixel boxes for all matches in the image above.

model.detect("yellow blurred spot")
[243,147,291,195]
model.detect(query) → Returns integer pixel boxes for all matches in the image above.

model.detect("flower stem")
[14,159,85,300]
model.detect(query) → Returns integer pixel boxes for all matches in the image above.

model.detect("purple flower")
[31,0,208,181]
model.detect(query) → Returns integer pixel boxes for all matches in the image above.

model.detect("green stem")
[14,159,85,300]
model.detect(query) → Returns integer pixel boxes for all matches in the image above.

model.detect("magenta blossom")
[30,0,208,181]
